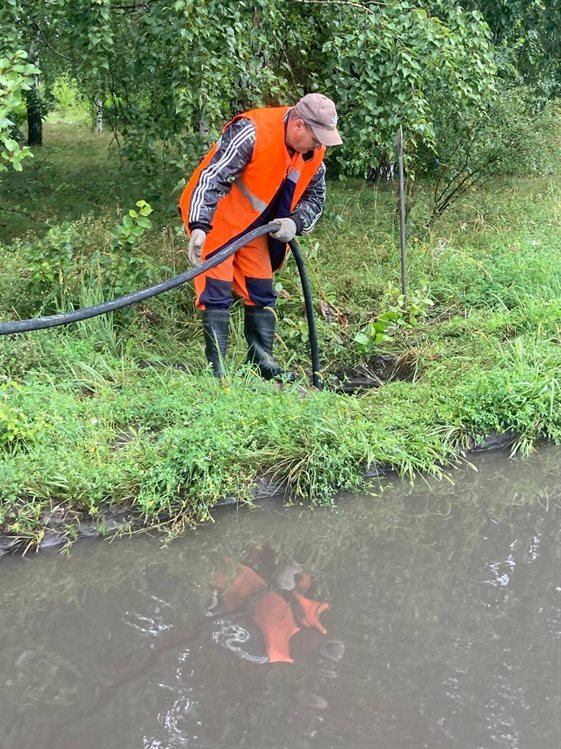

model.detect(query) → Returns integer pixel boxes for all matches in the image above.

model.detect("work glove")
[188,228,207,266]
[270,217,297,243]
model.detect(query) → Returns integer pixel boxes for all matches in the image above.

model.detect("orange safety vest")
[179,107,325,261]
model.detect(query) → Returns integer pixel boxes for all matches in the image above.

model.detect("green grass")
[0,123,180,241]
[2,122,561,548]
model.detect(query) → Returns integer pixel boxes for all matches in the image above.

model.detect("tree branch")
[34,23,74,62]
[290,0,386,15]
[111,3,150,11]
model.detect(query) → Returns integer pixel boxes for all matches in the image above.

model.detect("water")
[1,448,560,749]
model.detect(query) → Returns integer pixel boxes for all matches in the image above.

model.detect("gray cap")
[296,93,343,146]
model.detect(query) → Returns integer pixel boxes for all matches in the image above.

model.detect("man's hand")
[270,217,297,243]
[188,229,207,266]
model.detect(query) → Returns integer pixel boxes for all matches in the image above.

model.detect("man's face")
[286,118,322,153]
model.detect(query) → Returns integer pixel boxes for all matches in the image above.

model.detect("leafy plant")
[49,74,90,122]
[22,223,76,307]
[0,50,38,171]
[0,383,46,447]
[19,203,165,311]
[354,285,434,354]
[111,200,153,247]
[354,313,399,354]
[382,283,435,326]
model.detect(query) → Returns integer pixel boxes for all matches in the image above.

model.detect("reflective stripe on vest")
[235,177,268,214]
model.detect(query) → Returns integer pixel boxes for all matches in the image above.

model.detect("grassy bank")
[1,123,561,548]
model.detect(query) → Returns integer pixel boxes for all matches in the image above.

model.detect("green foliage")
[448,338,561,452]
[19,204,163,313]
[318,1,497,175]
[382,283,435,326]
[354,314,397,353]
[355,284,434,354]
[0,50,38,171]
[0,337,40,379]
[49,74,90,122]
[5,0,560,184]
[420,85,560,224]
[111,200,153,246]
[3,0,499,179]
[123,0,497,178]
[0,402,30,446]
[0,382,46,447]
[51,74,79,112]
[22,223,76,306]
[465,0,561,100]
[96,0,301,173]
[430,231,561,312]
[108,200,170,295]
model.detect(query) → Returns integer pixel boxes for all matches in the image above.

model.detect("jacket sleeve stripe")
[292,162,326,234]
[189,120,256,224]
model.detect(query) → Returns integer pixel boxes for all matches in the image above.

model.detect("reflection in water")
[209,550,337,665]
[0,448,560,748]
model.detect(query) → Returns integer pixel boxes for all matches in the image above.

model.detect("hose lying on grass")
[0,223,322,388]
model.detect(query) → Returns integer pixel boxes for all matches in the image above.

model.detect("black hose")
[290,238,322,390]
[0,223,279,335]
[0,223,322,385]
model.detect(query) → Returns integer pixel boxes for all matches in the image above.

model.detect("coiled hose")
[0,222,322,388]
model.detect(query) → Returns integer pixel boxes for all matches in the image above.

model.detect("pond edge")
[0,430,516,558]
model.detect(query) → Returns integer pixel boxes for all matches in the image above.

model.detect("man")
[179,93,342,379]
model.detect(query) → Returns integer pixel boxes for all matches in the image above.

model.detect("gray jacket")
[188,117,326,236]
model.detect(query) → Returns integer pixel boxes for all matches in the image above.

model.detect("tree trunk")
[26,90,42,146]
[26,38,42,147]
[95,99,103,133]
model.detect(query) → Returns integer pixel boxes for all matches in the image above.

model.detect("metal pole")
[396,126,407,307]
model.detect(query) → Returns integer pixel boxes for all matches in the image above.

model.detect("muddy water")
[1,449,560,749]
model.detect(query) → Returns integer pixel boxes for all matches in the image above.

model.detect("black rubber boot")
[244,306,294,382]
[201,309,230,377]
